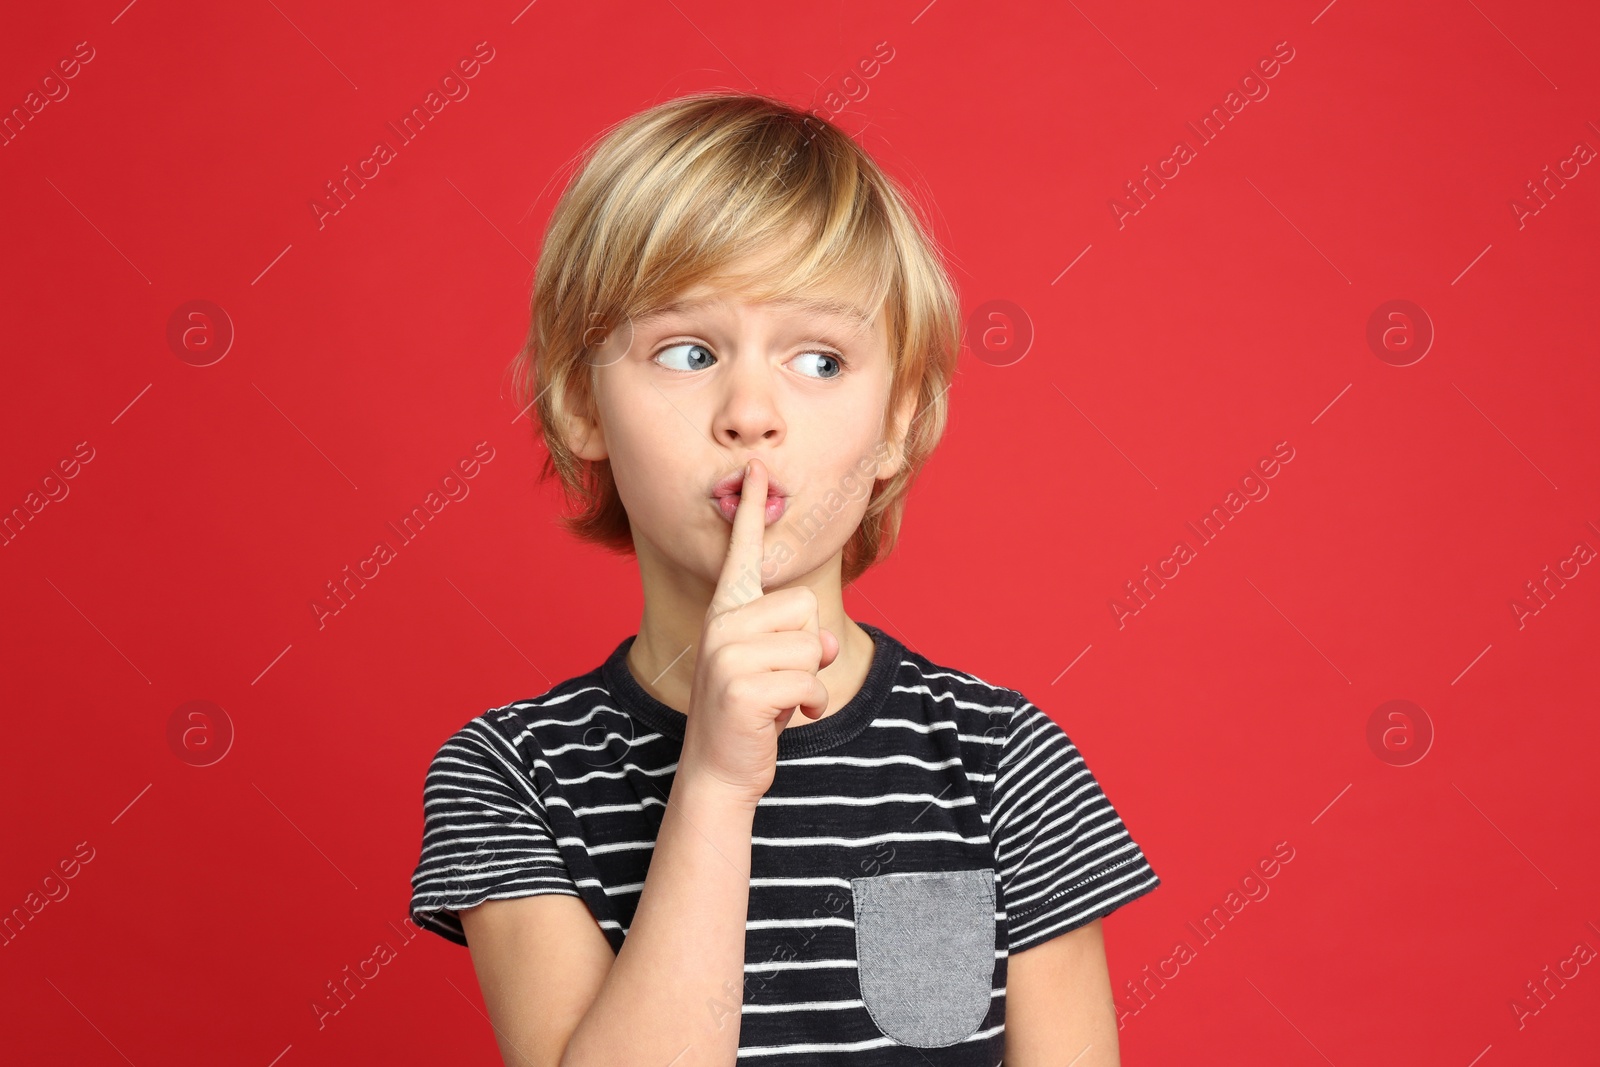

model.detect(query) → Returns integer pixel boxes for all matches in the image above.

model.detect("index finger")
[711,457,770,614]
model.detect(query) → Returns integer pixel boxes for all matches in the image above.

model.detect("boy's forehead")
[636,289,880,331]
[631,218,893,331]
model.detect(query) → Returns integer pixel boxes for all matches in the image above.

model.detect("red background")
[3,1,1597,1063]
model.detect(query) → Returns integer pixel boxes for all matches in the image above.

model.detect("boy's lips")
[710,466,790,526]
[710,467,790,500]
[713,494,787,525]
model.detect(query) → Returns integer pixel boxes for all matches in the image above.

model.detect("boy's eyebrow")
[632,296,875,329]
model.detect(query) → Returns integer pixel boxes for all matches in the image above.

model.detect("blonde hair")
[509,90,962,586]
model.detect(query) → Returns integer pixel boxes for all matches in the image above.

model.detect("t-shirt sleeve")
[409,715,581,947]
[992,691,1160,954]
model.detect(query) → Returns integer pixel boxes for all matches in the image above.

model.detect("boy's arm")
[458,893,615,1067]
[453,466,827,1067]
[1003,919,1122,1067]
[459,770,758,1067]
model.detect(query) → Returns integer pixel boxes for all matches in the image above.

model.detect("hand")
[677,457,841,804]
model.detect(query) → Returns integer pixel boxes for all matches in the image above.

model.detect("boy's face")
[575,263,912,594]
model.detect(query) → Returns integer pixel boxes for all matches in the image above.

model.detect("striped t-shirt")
[410,621,1160,1064]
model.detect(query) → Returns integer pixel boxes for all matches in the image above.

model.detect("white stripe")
[735,1022,1005,1058]
[751,829,991,848]
[756,791,976,809]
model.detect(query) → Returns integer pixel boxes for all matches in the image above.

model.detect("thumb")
[819,627,840,670]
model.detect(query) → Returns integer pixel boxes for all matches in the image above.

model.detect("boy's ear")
[875,388,919,481]
[559,394,609,463]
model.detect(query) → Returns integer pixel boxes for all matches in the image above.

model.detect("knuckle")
[725,674,754,705]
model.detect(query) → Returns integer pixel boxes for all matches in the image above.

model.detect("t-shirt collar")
[599,621,901,758]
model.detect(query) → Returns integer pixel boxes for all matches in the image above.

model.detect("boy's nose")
[712,357,786,446]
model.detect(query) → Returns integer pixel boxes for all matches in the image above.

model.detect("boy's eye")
[654,342,716,372]
[792,351,845,380]
[652,343,846,380]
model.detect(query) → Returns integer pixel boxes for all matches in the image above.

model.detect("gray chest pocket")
[850,867,996,1047]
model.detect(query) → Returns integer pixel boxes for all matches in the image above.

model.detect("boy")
[411,90,1160,1066]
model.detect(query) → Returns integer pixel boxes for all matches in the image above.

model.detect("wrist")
[672,763,764,816]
